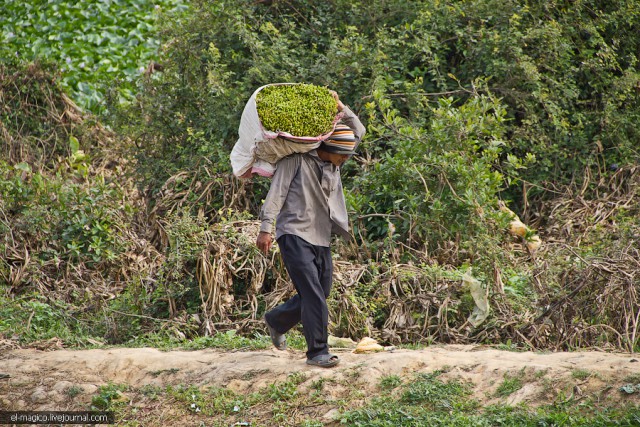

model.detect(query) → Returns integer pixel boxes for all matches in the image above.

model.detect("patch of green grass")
[495,372,524,398]
[396,342,430,350]
[166,384,244,416]
[311,376,335,392]
[401,371,475,411]
[494,341,528,352]
[179,329,307,351]
[268,372,307,402]
[139,385,163,400]
[265,372,310,424]
[339,374,640,427]
[66,385,83,399]
[119,327,308,352]
[91,383,129,411]
[623,373,640,384]
[483,404,640,427]
[380,375,402,390]
[88,373,640,427]
[119,332,184,350]
[572,369,591,381]
[0,292,100,347]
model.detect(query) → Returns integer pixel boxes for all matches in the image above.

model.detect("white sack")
[230,83,341,179]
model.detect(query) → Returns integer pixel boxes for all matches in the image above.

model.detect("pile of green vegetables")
[256,83,337,137]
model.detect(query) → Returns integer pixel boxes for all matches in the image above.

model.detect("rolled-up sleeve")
[259,155,300,234]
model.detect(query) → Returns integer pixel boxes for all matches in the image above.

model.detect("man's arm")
[256,155,300,254]
[330,90,366,143]
[340,105,366,143]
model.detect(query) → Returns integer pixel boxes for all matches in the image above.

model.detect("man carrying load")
[256,91,366,368]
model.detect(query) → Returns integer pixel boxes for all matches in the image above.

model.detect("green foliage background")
[1,0,640,352]
[0,0,187,111]
[122,0,640,228]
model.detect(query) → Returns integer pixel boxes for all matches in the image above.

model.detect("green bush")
[152,211,211,314]
[119,0,640,205]
[0,0,187,112]
[0,161,129,266]
[348,91,527,280]
[0,293,96,346]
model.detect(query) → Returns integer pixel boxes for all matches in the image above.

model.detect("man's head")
[316,149,350,167]
[317,123,356,167]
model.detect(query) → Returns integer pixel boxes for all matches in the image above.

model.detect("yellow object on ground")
[509,219,528,237]
[354,337,384,353]
[499,202,542,253]
[526,235,542,252]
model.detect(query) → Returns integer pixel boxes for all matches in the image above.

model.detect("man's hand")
[256,231,273,255]
[329,90,345,112]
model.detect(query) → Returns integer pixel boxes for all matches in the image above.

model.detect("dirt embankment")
[1,345,639,424]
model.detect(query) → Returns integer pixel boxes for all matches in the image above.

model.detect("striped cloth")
[320,123,357,154]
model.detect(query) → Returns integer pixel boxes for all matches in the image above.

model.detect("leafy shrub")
[352,93,512,242]
[121,0,640,205]
[495,371,525,397]
[0,293,93,345]
[0,0,187,112]
[91,383,129,411]
[0,161,129,267]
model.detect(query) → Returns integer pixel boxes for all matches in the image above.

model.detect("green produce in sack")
[231,83,342,178]
[256,84,337,137]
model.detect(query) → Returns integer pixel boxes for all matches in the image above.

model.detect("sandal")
[264,316,286,350]
[306,354,339,368]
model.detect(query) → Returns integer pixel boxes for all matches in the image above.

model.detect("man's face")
[320,151,351,167]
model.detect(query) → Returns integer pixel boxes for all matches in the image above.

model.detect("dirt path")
[1,345,639,424]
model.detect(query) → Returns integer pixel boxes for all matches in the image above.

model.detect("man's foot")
[264,316,286,350]
[306,354,339,368]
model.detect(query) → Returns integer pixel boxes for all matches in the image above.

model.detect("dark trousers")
[264,234,333,359]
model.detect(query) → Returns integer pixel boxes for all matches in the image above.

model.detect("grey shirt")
[259,106,366,247]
